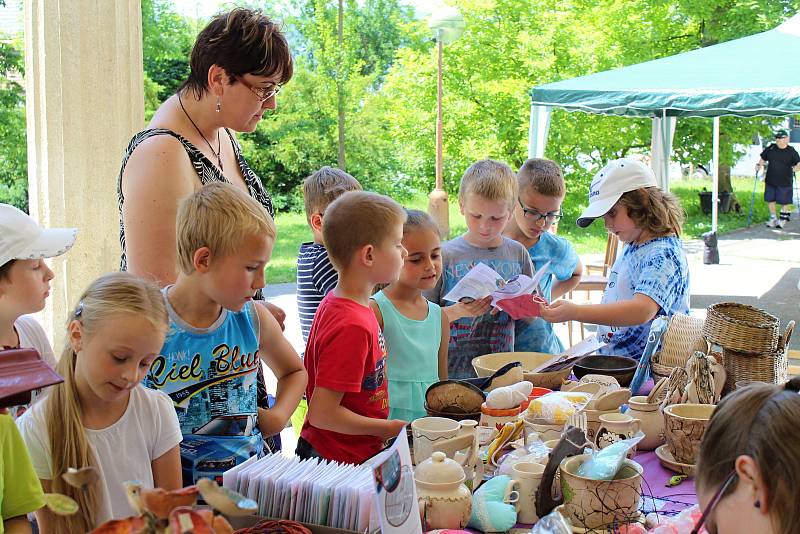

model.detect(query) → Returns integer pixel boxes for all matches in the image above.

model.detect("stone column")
[24,0,144,348]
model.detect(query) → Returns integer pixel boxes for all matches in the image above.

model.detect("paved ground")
[263,217,800,451]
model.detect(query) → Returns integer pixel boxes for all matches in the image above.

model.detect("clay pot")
[414,452,472,530]
[480,402,523,431]
[511,462,545,524]
[595,413,641,452]
[559,454,643,530]
[627,395,665,451]
[581,407,619,442]
[663,403,715,465]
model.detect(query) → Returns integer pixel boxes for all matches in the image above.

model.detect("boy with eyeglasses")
[504,158,583,353]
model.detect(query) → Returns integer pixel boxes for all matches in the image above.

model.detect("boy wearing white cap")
[0,204,77,417]
[540,158,690,360]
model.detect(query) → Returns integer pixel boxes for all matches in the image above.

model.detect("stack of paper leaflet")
[222,429,422,534]
[222,453,378,533]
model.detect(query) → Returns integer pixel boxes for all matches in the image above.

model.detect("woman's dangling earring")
[216,96,221,113]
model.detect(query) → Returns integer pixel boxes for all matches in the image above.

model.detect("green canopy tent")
[528,13,800,235]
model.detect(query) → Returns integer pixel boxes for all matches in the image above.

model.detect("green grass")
[264,176,774,284]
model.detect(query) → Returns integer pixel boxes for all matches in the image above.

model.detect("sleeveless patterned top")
[116,128,275,271]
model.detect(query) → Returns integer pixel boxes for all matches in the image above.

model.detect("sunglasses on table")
[691,470,738,534]
[517,197,562,224]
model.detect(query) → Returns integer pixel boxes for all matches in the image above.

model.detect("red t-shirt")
[300,293,389,464]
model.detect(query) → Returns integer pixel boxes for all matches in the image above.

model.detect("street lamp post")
[427,7,464,240]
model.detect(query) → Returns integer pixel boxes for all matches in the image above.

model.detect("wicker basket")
[721,321,794,392]
[651,314,707,381]
[703,303,780,354]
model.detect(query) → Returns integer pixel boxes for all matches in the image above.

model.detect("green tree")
[0,35,27,211]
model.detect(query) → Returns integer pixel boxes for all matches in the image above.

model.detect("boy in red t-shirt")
[297,191,408,464]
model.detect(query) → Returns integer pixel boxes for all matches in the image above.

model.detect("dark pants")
[765,184,793,205]
[295,436,322,460]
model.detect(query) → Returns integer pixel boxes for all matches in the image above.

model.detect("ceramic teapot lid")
[414,452,465,486]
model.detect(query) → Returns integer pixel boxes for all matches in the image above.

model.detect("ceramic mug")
[411,417,462,465]
[595,413,641,451]
[511,462,545,524]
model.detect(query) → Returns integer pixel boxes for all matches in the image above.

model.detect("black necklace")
[178,93,223,172]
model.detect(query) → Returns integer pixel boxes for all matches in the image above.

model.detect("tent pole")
[712,117,720,233]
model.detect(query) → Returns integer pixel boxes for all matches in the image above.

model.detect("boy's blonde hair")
[518,158,565,198]
[322,191,406,271]
[303,166,362,223]
[458,159,518,208]
[45,272,168,533]
[177,182,276,274]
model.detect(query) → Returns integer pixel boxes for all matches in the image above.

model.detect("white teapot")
[414,452,472,530]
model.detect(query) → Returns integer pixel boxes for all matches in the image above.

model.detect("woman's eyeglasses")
[692,471,738,534]
[236,76,281,102]
[517,197,562,224]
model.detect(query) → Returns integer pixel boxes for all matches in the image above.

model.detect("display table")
[633,450,697,516]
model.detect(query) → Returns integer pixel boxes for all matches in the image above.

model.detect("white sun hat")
[576,158,658,228]
[0,204,78,268]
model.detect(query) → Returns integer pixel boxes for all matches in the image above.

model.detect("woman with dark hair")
[117,8,293,452]
[118,7,291,289]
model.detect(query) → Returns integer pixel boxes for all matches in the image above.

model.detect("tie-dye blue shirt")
[425,236,533,378]
[514,232,580,354]
[597,236,690,360]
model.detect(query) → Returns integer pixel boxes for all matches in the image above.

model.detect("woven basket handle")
[779,320,795,351]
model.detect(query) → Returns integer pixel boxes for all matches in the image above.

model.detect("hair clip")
[74,301,84,318]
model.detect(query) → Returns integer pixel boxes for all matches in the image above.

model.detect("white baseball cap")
[0,204,78,268]
[576,158,658,228]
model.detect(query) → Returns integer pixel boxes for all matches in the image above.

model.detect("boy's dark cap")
[774,129,789,139]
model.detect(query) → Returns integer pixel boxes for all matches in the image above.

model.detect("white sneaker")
[766,218,778,228]
[776,219,785,229]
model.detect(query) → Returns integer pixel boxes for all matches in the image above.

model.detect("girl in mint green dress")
[370,210,449,421]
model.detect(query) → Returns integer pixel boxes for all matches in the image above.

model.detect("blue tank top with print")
[143,288,263,485]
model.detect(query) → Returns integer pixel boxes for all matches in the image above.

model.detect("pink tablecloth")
[634,450,697,516]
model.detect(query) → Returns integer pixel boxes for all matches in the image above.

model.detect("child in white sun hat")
[0,203,77,417]
[540,158,690,360]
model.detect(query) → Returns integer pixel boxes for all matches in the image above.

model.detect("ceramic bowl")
[573,355,638,386]
[425,380,486,422]
[521,414,563,441]
[663,403,715,465]
[559,454,643,530]
[472,352,573,390]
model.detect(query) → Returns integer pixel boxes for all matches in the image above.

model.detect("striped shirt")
[296,242,338,344]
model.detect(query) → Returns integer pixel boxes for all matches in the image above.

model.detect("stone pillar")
[24,0,144,348]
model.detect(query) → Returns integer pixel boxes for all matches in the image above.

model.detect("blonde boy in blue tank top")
[142,183,306,485]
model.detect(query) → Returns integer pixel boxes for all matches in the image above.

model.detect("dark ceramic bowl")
[573,355,638,386]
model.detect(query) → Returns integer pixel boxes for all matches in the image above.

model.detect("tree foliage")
[2,0,799,213]
[0,36,27,211]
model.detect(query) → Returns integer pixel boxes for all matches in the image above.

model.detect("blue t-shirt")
[425,236,533,378]
[515,232,580,354]
[296,242,338,345]
[143,289,266,485]
[597,236,690,360]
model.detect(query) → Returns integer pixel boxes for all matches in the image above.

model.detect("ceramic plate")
[655,444,695,476]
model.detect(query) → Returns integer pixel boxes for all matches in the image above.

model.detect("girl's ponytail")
[44,272,167,532]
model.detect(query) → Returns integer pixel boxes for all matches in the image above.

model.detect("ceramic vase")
[627,395,665,451]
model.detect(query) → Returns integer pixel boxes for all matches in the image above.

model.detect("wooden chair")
[566,234,620,345]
